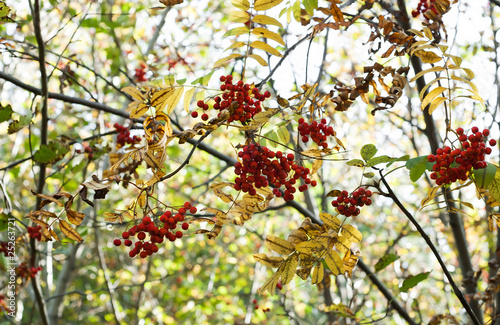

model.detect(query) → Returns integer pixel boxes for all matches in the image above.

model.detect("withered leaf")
[59,220,83,242]
[265,235,295,255]
[280,254,299,285]
[253,253,284,268]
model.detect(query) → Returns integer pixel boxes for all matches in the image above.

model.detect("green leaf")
[387,155,410,167]
[33,141,70,164]
[487,167,500,203]
[8,114,32,134]
[366,155,391,167]
[276,125,290,144]
[473,163,497,189]
[374,253,399,272]
[346,159,365,167]
[400,272,431,292]
[405,156,426,170]
[363,172,375,178]
[360,144,377,162]
[409,160,427,182]
[0,104,13,123]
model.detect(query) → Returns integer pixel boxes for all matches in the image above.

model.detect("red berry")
[490,139,497,146]
[201,113,209,121]
[191,111,198,118]
[137,232,146,240]
[113,239,122,246]
[197,100,204,107]
[175,231,183,238]
[189,206,197,214]
[182,223,189,230]
[471,126,479,133]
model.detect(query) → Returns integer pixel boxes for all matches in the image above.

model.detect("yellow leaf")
[276,125,290,144]
[421,86,447,110]
[324,249,345,275]
[265,235,295,255]
[258,268,282,295]
[164,86,184,114]
[251,27,285,46]
[343,251,358,278]
[49,228,60,242]
[287,229,308,244]
[253,253,284,268]
[335,235,351,254]
[183,87,196,113]
[65,201,84,226]
[311,262,324,284]
[210,182,235,203]
[253,108,279,123]
[202,207,231,225]
[410,66,446,83]
[249,53,268,66]
[295,241,322,255]
[30,218,49,228]
[428,97,447,115]
[254,0,284,11]
[311,159,322,176]
[488,168,500,203]
[59,220,83,243]
[252,14,283,28]
[225,41,247,51]
[213,53,243,69]
[138,192,147,208]
[249,40,282,57]
[420,185,443,208]
[121,86,145,101]
[423,27,433,40]
[130,103,149,119]
[223,26,249,38]
[229,10,250,23]
[152,88,174,111]
[414,50,442,64]
[281,254,299,285]
[231,0,250,11]
[319,212,341,232]
[341,224,362,243]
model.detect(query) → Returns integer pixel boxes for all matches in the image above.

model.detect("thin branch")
[30,0,50,323]
[377,170,481,325]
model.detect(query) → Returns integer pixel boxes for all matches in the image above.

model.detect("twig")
[377,169,481,325]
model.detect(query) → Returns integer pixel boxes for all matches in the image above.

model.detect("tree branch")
[378,170,481,325]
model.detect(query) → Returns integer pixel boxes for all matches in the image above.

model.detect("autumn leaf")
[251,27,285,46]
[335,235,352,254]
[287,229,308,245]
[258,268,282,295]
[323,249,345,275]
[252,14,283,28]
[253,253,284,268]
[265,235,295,255]
[295,241,322,255]
[214,53,243,69]
[280,254,299,285]
[249,40,283,57]
[319,212,341,232]
[231,0,250,10]
[59,220,83,243]
[64,196,85,226]
[311,262,324,284]
[415,50,441,64]
[254,0,284,11]
[341,224,362,243]
[210,182,234,203]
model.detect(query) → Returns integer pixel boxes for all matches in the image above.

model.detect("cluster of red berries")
[17,263,42,279]
[411,0,437,18]
[298,118,335,149]
[252,299,271,312]
[134,63,147,82]
[331,188,373,217]
[234,144,316,202]
[114,123,141,148]
[427,127,497,186]
[191,75,271,123]
[27,225,42,241]
[0,242,10,257]
[114,202,195,258]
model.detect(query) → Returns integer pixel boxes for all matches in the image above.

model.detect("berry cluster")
[331,188,373,217]
[114,202,195,258]
[134,63,147,82]
[234,144,316,202]
[428,127,497,186]
[114,123,141,148]
[27,225,42,241]
[17,263,42,279]
[411,0,437,18]
[192,75,271,123]
[298,118,335,149]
